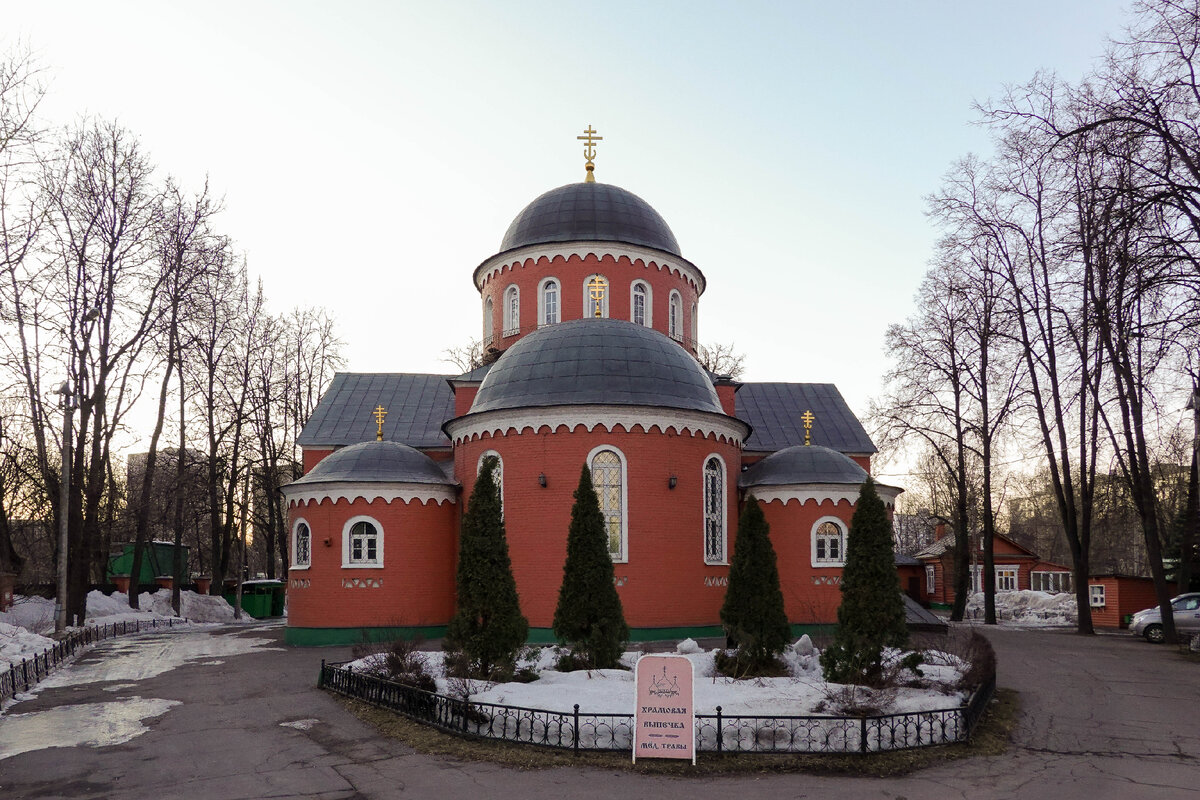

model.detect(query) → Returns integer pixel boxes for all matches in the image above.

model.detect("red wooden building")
[914,525,1072,608]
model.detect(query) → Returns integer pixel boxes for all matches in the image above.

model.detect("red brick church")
[282,132,899,645]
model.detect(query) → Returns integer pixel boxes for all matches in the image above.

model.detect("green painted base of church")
[286,622,836,647]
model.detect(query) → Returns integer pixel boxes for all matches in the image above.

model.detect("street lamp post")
[54,380,75,633]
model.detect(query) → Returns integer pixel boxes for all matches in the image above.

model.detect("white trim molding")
[473,243,707,296]
[342,514,384,569]
[445,405,749,446]
[746,482,902,508]
[587,444,629,564]
[284,482,458,508]
[702,453,728,565]
[291,517,312,570]
[811,515,847,568]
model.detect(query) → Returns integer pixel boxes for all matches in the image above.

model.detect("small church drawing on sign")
[282,129,900,646]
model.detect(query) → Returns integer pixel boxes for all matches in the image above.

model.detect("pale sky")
[6,1,1134,471]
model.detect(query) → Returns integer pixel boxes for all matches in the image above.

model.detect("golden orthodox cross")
[373,404,387,441]
[801,409,815,446]
[577,125,603,182]
[587,276,607,317]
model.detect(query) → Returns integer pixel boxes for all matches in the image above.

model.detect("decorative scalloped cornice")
[444,404,748,446]
[473,243,706,295]
[283,482,458,507]
[747,483,901,508]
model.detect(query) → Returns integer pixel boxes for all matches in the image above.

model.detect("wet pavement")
[0,623,1196,799]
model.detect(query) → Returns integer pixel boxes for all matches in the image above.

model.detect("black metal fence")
[320,660,996,755]
[1,618,181,704]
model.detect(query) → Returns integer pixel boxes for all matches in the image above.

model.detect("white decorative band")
[342,577,383,589]
[474,243,706,295]
[747,483,901,508]
[445,405,748,446]
[283,483,457,507]
[289,578,311,589]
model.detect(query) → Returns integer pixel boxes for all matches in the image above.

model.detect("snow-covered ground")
[964,590,1077,627]
[1,589,251,669]
[345,637,971,719]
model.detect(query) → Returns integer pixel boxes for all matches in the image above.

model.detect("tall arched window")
[589,447,626,561]
[478,451,503,517]
[292,519,311,569]
[584,274,609,319]
[668,290,683,340]
[811,517,846,567]
[539,278,559,326]
[483,297,494,345]
[343,515,383,567]
[690,302,698,345]
[503,285,520,336]
[703,456,726,563]
[631,281,651,327]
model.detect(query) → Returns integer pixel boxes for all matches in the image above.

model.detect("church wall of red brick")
[756,497,855,624]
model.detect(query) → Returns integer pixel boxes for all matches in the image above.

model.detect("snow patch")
[965,590,1077,626]
[280,718,321,730]
[0,697,179,760]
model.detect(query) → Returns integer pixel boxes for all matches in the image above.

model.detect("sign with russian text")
[633,654,695,763]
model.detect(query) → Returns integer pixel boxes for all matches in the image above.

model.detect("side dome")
[287,440,453,487]
[469,318,722,415]
[499,182,681,257]
[740,445,868,488]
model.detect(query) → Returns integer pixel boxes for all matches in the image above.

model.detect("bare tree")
[697,341,746,380]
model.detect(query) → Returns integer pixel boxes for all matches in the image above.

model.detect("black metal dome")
[468,319,722,415]
[287,440,453,486]
[739,445,869,488]
[499,182,681,256]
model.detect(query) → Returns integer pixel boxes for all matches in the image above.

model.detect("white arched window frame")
[292,517,311,569]
[503,284,520,336]
[583,274,610,319]
[668,290,683,340]
[588,445,628,563]
[702,455,727,564]
[690,301,698,345]
[342,515,384,568]
[811,516,847,568]
[477,450,503,517]
[483,297,494,346]
[630,280,652,327]
[538,277,560,326]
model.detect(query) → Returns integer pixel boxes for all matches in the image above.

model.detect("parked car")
[1130,593,1200,643]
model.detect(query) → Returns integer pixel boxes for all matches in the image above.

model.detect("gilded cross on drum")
[801,409,815,446]
[577,125,603,182]
[373,404,388,441]
[587,276,608,317]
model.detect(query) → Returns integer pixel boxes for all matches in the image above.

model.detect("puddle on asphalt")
[38,630,281,688]
[0,697,179,760]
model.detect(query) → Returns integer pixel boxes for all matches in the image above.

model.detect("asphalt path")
[0,623,1196,799]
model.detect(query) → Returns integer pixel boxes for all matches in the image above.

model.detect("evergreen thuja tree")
[553,463,629,669]
[820,477,910,685]
[444,456,528,678]
[719,499,791,673]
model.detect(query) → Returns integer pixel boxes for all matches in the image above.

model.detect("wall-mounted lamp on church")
[538,473,547,488]
[323,538,332,547]
[668,475,677,490]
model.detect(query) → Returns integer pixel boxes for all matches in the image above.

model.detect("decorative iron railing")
[320,660,995,754]
[1,618,182,703]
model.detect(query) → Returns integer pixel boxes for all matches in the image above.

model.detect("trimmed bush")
[553,463,629,669]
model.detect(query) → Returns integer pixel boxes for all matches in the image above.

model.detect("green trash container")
[270,583,286,617]
[225,580,284,619]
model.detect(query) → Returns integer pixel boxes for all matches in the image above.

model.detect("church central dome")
[499,182,681,257]
[469,319,721,415]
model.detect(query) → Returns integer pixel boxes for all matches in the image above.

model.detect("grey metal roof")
[736,383,876,454]
[894,553,923,567]
[297,373,455,448]
[286,440,454,487]
[467,318,725,416]
[452,362,495,383]
[498,182,682,257]
[739,445,869,488]
[903,594,948,632]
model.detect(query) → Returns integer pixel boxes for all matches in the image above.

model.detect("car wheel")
[1144,624,1165,644]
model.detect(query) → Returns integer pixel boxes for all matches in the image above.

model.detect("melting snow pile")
[0,623,57,669]
[1,589,244,638]
[344,636,969,718]
[966,590,1077,626]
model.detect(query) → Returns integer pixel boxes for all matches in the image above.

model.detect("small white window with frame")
[811,517,846,567]
[292,519,311,569]
[970,565,983,594]
[503,285,520,336]
[925,564,936,595]
[668,290,683,340]
[631,280,651,327]
[538,277,559,326]
[1090,584,1106,607]
[342,515,383,568]
[995,567,1018,592]
[1032,571,1073,593]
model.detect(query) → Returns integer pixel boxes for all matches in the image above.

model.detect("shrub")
[820,478,909,686]
[444,456,528,678]
[719,499,791,674]
[552,463,629,669]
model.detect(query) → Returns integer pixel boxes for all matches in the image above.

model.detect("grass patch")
[330,686,1019,777]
